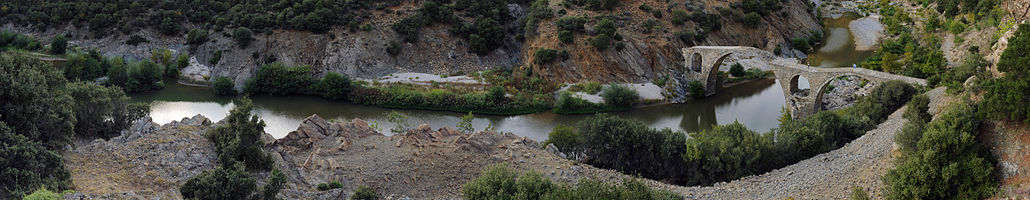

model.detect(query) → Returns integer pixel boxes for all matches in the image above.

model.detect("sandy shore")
[849,16,886,51]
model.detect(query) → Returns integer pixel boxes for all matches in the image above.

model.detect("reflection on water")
[132,79,786,141]
[808,13,875,68]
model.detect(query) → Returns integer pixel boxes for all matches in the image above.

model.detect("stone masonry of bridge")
[680,46,926,118]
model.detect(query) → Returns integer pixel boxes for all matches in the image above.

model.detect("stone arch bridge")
[682,46,926,118]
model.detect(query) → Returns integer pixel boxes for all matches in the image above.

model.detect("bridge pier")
[679,46,927,119]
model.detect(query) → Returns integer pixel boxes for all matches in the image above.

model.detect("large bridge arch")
[680,46,927,119]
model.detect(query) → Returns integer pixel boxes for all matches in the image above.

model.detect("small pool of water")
[131,79,788,141]
[808,13,876,68]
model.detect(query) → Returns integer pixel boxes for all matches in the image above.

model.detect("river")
[132,15,866,142]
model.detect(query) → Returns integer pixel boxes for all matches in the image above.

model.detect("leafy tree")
[980,25,1030,123]
[556,16,586,31]
[65,82,149,138]
[600,84,639,108]
[179,162,257,200]
[671,10,689,25]
[595,19,616,38]
[487,86,506,104]
[386,41,402,56]
[685,122,771,185]
[741,12,761,28]
[558,30,573,43]
[886,103,996,199]
[205,98,274,170]
[257,168,286,200]
[49,35,66,55]
[233,28,254,48]
[534,48,558,63]
[22,187,64,200]
[463,164,682,199]
[0,121,71,199]
[317,72,351,101]
[687,81,705,98]
[187,29,209,45]
[543,125,581,153]
[729,63,745,77]
[213,77,237,96]
[244,63,317,96]
[589,34,611,50]
[0,53,75,149]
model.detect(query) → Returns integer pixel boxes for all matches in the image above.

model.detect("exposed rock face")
[63,115,217,199]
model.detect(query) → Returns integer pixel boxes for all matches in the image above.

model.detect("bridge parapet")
[679,46,926,118]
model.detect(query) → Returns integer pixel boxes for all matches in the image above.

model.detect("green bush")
[0,53,76,149]
[685,122,772,185]
[213,77,236,96]
[542,125,581,153]
[671,10,689,25]
[687,81,705,98]
[65,82,149,138]
[258,168,286,200]
[886,103,996,199]
[180,162,257,200]
[979,25,1029,123]
[317,72,351,101]
[556,16,586,31]
[534,48,558,63]
[233,28,254,48]
[741,12,761,28]
[600,84,639,108]
[244,62,317,96]
[462,164,681,199]
[317,183,332,191]
[558,30,573,43]
[589,34,611,50]
[595,19,616,38]
[0,122,70,199]
[792,37,810,51]
[49,35,66,55]
[386,41,402,56]
[210,50,223,65]
[22,187,64,200]
[729,63,745,77]
[351,185,378,200]
[204,98,274,171]
[187,29,209,45]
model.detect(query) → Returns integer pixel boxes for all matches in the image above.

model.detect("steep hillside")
[1,0,821,85]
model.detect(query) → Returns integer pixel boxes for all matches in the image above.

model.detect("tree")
[0,121,71,199]
[179,162,257,200]
[213,77,236,96]
[980,25,1030,123]
[600,84,639,108]
[687,81,706,98]
[729,63,746,77]
[684,122,771,185]
[49,35,66,55]
[543,125,581,153]
[534,48,558,63]
[257,168,286,200]
[386,41,402,56]
[65,82,149,138]
[589,34,611,50]
[205,98,274,171]
[317,72,351,101]
[558,30,573,43]
[741,12,761,28]
[0,53,76,149]
[595,19,616,38]
[187,29,209,45]
[234,28,254,48]
[351,185,378,200]
[487,86,506,104]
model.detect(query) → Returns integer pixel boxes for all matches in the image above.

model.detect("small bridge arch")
[680,46,926,118]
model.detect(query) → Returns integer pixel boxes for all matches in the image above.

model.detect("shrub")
[49,35,67,55]
[556,16,586,31]
[244,62,317,96]
[213,77,236,96]
[979,25,1029,123]
[792,37,810,51]
[179,162,257,200]
[22,187,63,200]
[0,53,76,149]
[233,28,254,48]
[729,63,745,77]
[204,98,274,170]
[543,125,581,153]
[671,9,689,25]
[687,81,705,98]
[741,12,761,28]
[351,186,378,200]
[487,86,506,104]
[534,48,558,63]
[594,19,616,38]
[463,164,682,199]
[0,122,71,199]
[600,84,639,107]
[457,112,475,133]
[258,168,286,200]
[65,82,149,138]
[386,40,402,56]
[558,30,573,43]
[210,50,223,65]
[317,72,351,101]
[187,29,209,45]
[125,35,149,45]
[317,183,332,191]
[589,34,611,50]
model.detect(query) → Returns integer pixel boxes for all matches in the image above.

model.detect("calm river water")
[132,15,864,141]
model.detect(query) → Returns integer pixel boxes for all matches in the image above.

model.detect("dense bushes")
[0,121,71,198]
[205,98,274,170]
[979,25,1030,123]
[392,0,509,54]
[534,48,558,63]
[66,82,149,138]
[180,163,257,200]
[316,72,352,100]
[0,53,76,150]
[187,29,209,45]
[600,84,639,108]
[351,186,379,200]
[462,164,682,199]
[234,28,254,48]
[351,83,550,115]
[549,81,917,186]
[49,35,66,55]
[244,63,317,95]
[687,81,705,98]
[213,77,237,96]
[886,102,996,199]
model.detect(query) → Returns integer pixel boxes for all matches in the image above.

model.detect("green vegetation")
[462,164,682,199]
[386,41,402,56]
[0,121,70,198]
[687,81,705,98]
[244,63,317,95]
[568,81,602,94]
[458,112,475,133]
[351,186,379,200]
[49,35,66,55]
[180,163,256,200]
[600,84,639,108]
[979,25,1030,123]
[392,0,509,54]
[234,28,254,48]
[729,63,745,77]
[886,102,996,199]
[187,29,209,45]
[534,48,559,63]
[558,30,574,43]
[205,98,274,171]
[542,125,581,153]
[22,187,68,200]
[548,81,917,186]
[317,181,343,191]
[66,82,149,138]
[316,72,352,101]
[213,77,237,96]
